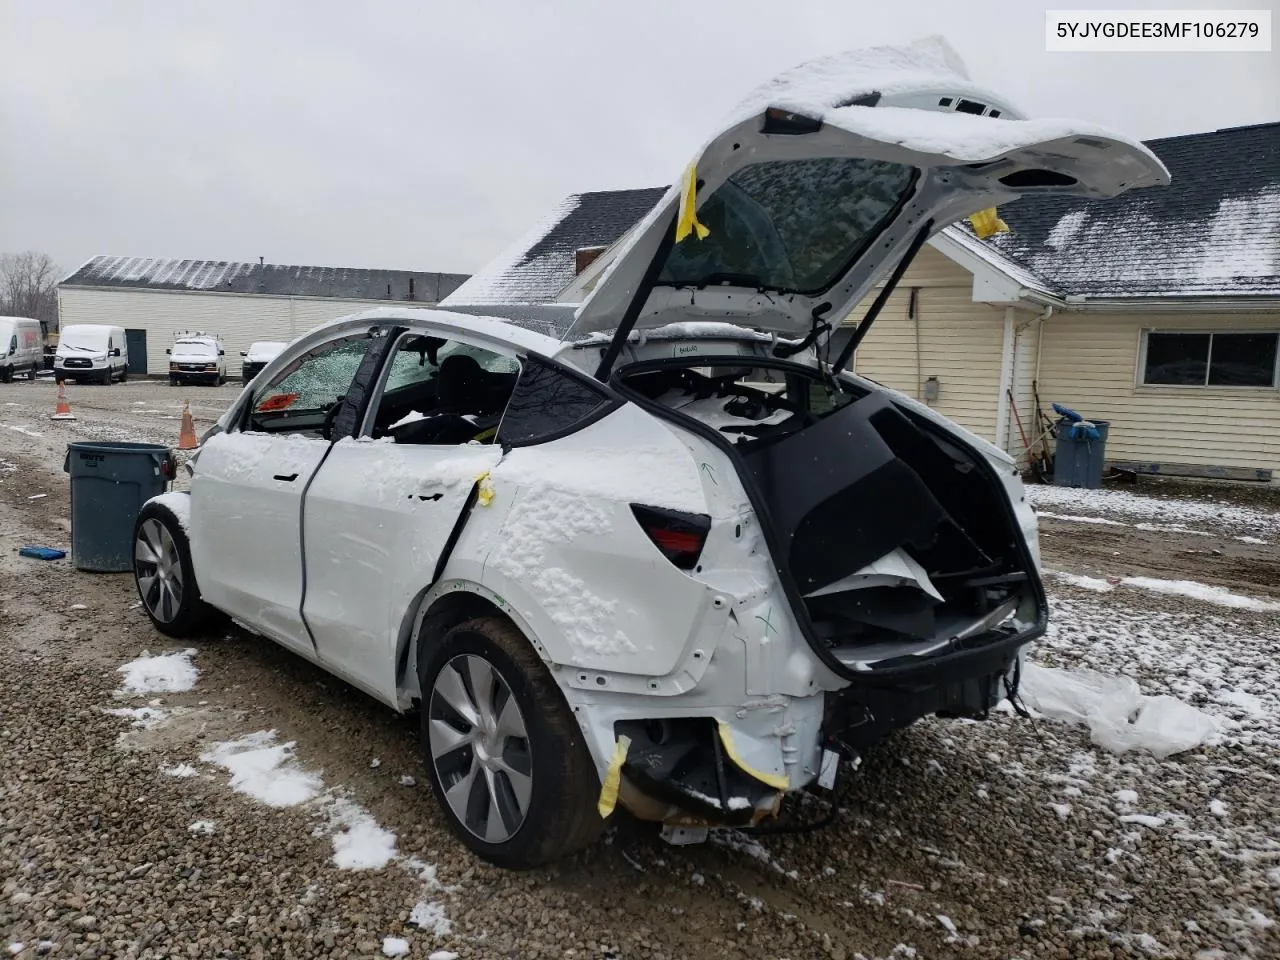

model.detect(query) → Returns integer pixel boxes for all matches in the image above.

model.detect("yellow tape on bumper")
[596,734,632,818]
[716,721,788,791]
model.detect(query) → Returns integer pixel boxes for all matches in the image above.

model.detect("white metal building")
[58,257,470,378]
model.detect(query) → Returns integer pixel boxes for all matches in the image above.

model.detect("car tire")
[169,376,178,387]
[27,363,36,381]
[120,367,128,383]
[1,365,11,383]
[132,500,221,638]
[418,616,603,869]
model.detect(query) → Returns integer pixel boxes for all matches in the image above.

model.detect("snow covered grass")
[1028,484,1280,537]
[117,648,198,695]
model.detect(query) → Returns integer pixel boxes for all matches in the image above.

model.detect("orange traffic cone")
[178,400,198,450]
[50,382,76,421]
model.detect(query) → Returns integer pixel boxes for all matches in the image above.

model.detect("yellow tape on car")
[716,721,788,791]
[969,207,1009,239]
[475,471,495,506]
[596,734,632,818]
[675,164,710,243]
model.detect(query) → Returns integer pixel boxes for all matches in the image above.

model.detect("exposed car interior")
[622,359,1038,674]
[369,335,520,445]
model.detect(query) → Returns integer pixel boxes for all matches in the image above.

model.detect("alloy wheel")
[135,518,184,622]
[428,654,533,843]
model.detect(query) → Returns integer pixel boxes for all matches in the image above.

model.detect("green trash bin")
[63,441,174,572]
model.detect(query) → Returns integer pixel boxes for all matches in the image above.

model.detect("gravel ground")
[2,377,1279,959]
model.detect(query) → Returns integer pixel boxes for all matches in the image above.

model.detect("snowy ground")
[2,376,1279,959]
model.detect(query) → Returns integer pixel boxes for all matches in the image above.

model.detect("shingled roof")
[449,122,1278,306]
[62,257,470,303]
[442,187,667,305]
[986,121,1280,299]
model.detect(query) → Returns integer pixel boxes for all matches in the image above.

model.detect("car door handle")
[273,473,299,482]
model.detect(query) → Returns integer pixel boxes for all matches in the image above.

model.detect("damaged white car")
[132,38,1166,868]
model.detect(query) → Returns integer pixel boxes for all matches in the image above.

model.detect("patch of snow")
[1209,799,1229,817]
[187,820,216,835]
[1046,210,1088,250]
[1037,511,1125,525]
[8,945,23,956]
[1047,570,1116,592]
[1049,802,1072,821]
[319,796,398,870]
[381,937,410,957]
[1021,663,1220,758]
[1214,687,1267,718]
[1119,814,1167,829]
[117,648,198,695]
[1114,789,1139,806]
[199,730,322,807]
[1236,535,1270,545]
[162,763,199,778]
[410,901,453,937]
[398,775,416,787]
[1122,577,1280,612]
[936,915,958,936]
[428,953,459,960]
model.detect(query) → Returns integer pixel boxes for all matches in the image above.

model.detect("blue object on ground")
[1052,402,1083,422]
[63,441,172,572]
[19,545,66,560]
[1054,419,1111,489]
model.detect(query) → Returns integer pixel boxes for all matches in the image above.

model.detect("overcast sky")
[2,0,1275,278]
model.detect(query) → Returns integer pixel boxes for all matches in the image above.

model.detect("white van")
[167,333,227,386]
[55,324,130,384]
[0,317,43,382]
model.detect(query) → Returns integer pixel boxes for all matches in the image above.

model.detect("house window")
[1142,331,1279,388]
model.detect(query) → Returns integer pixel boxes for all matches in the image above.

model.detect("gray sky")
[2,0,1276,278]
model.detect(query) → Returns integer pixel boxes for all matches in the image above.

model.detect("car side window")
[496,356,616,446]
[248,337,373,435]
[368,333,520,446]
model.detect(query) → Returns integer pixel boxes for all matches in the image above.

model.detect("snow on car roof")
[724,34,1015,127]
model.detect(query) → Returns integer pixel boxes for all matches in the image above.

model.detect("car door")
[190,331,380,654]
[300,329,517,703]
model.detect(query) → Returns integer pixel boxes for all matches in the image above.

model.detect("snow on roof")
[442,188,666,306]
[987,122,1280,299]
[61,256,471,302]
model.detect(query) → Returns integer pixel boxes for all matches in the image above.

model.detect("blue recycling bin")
[1053,419,1110,489]
[63,441,173,572]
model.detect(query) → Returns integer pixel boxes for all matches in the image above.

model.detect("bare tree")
[0,251,60,335]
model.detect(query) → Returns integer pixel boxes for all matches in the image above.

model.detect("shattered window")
[1143,331,1278,388]
[253,338,371,419]
[658,157,918,294]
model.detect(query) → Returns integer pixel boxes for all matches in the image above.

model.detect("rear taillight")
[630,504,711,571]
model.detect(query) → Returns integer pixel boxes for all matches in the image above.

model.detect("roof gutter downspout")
[1028,304,1054,388]
[994,308,1017,456]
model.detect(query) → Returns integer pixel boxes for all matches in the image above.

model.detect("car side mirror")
[219,349,225,356]
[165,348,171,355]
[240,351,247,357]
[113,348,121,357]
